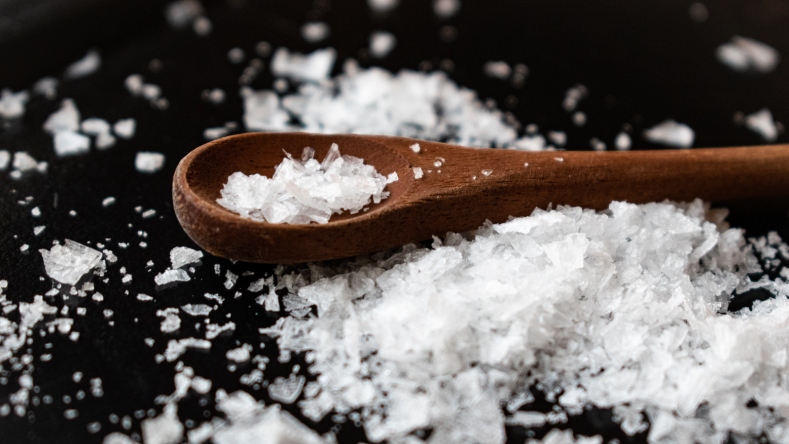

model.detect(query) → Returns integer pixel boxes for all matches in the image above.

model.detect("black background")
[0,0,788,443]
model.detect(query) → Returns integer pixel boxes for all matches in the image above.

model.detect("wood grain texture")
[173,132,789,263]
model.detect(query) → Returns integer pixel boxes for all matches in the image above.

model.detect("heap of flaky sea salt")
[257,199,789,444]
[241,61,521,148]
[217,144,396,224]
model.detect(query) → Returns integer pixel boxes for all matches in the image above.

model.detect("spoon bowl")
[174,132,789,263]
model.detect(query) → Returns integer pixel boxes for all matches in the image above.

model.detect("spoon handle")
[394,143,789,232]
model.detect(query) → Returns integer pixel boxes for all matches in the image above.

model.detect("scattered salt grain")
[506,412,548,428]
[102,197,116,207]
[614,132,631,150]
[369,31,397,59]
[433,0,461,18]
[202,88,225,104]
[513,135,546,151]
[64,50,101,79]
[548,131,567,146]
[226,344,252,363]
[44,99,80,134]
[181,304,212,316]
[113,119,136,139]
[0,89,29,118]
[410,143,421,153]
[227,47,245,64]
[81,118,116,149]
[717,36,780,73]
[204,293,224,304]
[217,144,391,224]
[135,152,165,173]
[20,244,29,252]
[368,0,399,12]
[141,209,156,219]
[644,119,695,148]
[156,308,181,333]
[745,108,779,142]
[12,152,38,172]
[205,322,235,339]
[141,404,183,444]
[268,374,306,404]
[154,269,190,286]
[484,61,511,79]
[301,22,330,43]
[137,294,153,301]
[413,167,423,179]
[270,47,336,83]
[31,207,40,217]
[170,246,203,269]
[563,84,588,112]
[39,240,102,285]
[224,271,238,289]
[203,127,228,140]
[165,0,204,29]
[164,338,211,362]
[0,151,9,170]
[33,77,58,99]
[34,226,46,236]
[54,131,91,156]
[572,111,586,126]
[481,169,492,176]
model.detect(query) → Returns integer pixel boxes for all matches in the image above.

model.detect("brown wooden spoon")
[173,132,789,263]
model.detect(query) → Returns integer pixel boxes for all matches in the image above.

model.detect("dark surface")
[0,0,787,443]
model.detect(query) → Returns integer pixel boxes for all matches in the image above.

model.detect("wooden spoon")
[173,132,789,263]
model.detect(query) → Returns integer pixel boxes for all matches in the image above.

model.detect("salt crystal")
[563,84,588,112]
[302,22,330,43]
[614,132,631,150]
[135,152,165,173]
[513,135,546,151]
[270,47,336,83]
[33,77,58,99]
[39,240,102,285]
[548,131,567,146]
[31,207,41,217]
[268,374,306,404]
[572,111,587,126]
[369,32,397,59]
[204,293,224,304]
[203,127,228,140]
[224,271,238,289]
[142,84,162,100]
[226,344,251,363]
[745,109,778,142]
[141,404,183,444]
[81,118,115,149]
[53,131,91,156]
[644,119,695,148]
[484,61,511,79]
[191,377,212,394]
[0,151,9,170]
[410,143,421,153]
[181,304,212,316]
[217,145,391,224]
[154,269,191,286]
[44,99,80,134]
[156,308,181,333]
[481,169,493,176]
[137,294,153,301]
[142,209,156,219]
[506,411,547,428]
[113,119,136,139]
[102,197,116,207]
[239,88,290,131]
[717,36,780,73]
[227,47,245,64]
[170,246,203,269]
[0,89,29,118]
[165,0,203,29]
[20,244,29,252]
[386,172,399,184]
[433,0,460,18]
[368,0,399,13]
[13,152,39,172]
[413,167,423,179]
[64,50,101,79]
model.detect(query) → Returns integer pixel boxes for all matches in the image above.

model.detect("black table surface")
[1,0,788,443]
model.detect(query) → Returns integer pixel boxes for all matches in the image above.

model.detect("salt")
[33,77,58,99]
[54,131,91,156]
[39,240,102,285]
[614,132,631,150]
[717,36,780,73]
[744,108,778,142]
[217,145,391,224]
[156,308,181,333]
[270,47,336,83]
[44,99,80,134]
[267,374,306,404]
[102,197,116,207]
[484,61,511,79]
[170,246,203,269]
[410,143,421,153]
[0,151,9,170]
[644,120,695,148]
[369,31,397,59]
[433,0,461,18]
[64,50,101,79]
[141,404,183,444]
[165,0,203,29]
[135,152,165,173]
[0,89,29,119]
[181,304,212,316]
[226,344,251,363]
[413,167,423,179]
[154,269,190,286]
[81,118,116,149]
[301,22,330,43]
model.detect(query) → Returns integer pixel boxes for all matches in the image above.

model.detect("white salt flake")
[369,31,397,59]
[644,120,695,148]
[0,89,29,118]
[614,132,631,150]
[156,308,181,333]
[33,77,58,99]
[165,0,203,29]
[12,152,38,172]
[203,127,228,140]
[270,47,336,83]
[745,109,779,142]
[155,269,191,286]
[717,36,780,73]
[113,119,136,139]
[368,0,399,12]
[433,0,461,18]
[181,304,212,316]
[141,404,183,444]
[301,22,330,43]
[34,226,46,236]
[102,197,116,207]
[267,374,306,404]
[170,247,203,269]
[53,131,91,156]
[564,84,588,112]
[217,144,391,224]
[44,99,80,134]
[226,344,252,363]
[410,143,421,153]
[484,61,511,79]
[413,167,423,179]
[64,50,101,79]
[40,240,102,285]
[135,152,165,173]
[137,294,154,301]
[0,150,9,170]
